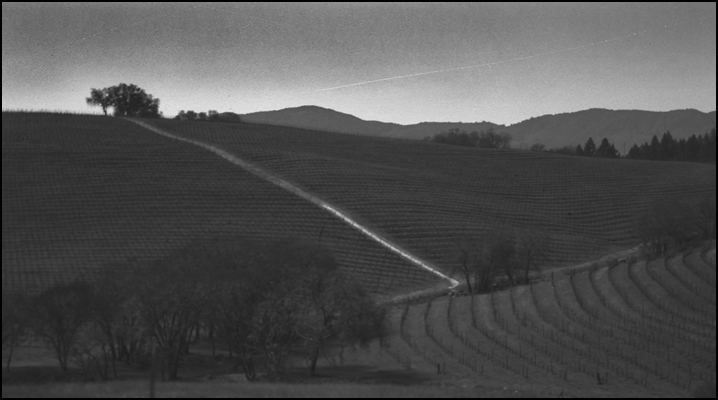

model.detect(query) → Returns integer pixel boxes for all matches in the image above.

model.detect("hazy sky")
[2,2,716,125]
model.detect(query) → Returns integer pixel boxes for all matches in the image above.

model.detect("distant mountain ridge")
[241,106,716,151]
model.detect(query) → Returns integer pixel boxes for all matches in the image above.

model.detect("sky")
[2,2,716,125]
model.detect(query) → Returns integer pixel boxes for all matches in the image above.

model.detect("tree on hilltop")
[86,88,112,116]
[86,84,160,118]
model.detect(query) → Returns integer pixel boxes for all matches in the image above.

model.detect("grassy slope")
[147,118,715,278]
[2,112,440,296]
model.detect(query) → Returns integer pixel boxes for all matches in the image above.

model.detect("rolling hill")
[147,118,715,277]
[241,105,400,137]
[1,112,440,296]
[3,112,716,397]
[241,106,716,150]
[3,112,716,298]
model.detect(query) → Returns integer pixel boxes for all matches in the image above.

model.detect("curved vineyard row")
[389,246,716,397]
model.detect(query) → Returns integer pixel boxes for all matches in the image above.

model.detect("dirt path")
[128,119,459,292]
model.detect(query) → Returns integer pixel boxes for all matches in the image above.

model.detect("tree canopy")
[427,128,512,149]
[86,84,160,118]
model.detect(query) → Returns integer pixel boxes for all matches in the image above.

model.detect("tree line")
[453,228,550,295]
[86,84,160,118]
[172,110,242,123]
[2,237,385,382]
[626,129,716,164]
[544,129,716,164]
[425,128,513,149]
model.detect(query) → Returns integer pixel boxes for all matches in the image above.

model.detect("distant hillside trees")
[636,194,715,257]
[550,129,716,164]
[174,109,239,123]
[574,137,618,159]
[426,128,512,149]
[86,84,160,118]
[627,129,716,164]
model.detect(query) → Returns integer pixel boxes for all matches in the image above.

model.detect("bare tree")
[2,291,27,372]
[132,249,217,381]
[515,229,551,284]
[28,282,94,371]
[456,234,500,294]
[488,228,518,286]
[299,270,386,377]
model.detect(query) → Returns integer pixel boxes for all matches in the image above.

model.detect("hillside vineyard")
[1,113,441,296]
[388,247,715,397]
[148,119,715,274]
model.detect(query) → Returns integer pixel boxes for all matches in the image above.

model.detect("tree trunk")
[5,336,16,372]
[309,344,321,376]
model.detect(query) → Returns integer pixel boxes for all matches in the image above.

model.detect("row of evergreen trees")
[570,129,716,164]
[575,137,620,159]
[626,129,716,163]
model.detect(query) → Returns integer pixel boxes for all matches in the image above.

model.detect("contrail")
[312,35,631,93]
[313,16,713,93]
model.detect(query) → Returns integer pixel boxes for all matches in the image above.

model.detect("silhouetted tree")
[627,144,641,160]
[87,84,160,118]
[596,138,619,159]
[184,110,197,121]
[583,138,597,157]
[660,131,676,160]
[455,227,517,293]
[477,129,512,149]
[575,144,585,157]
[649,135,661,161]
[86,88,112,115]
